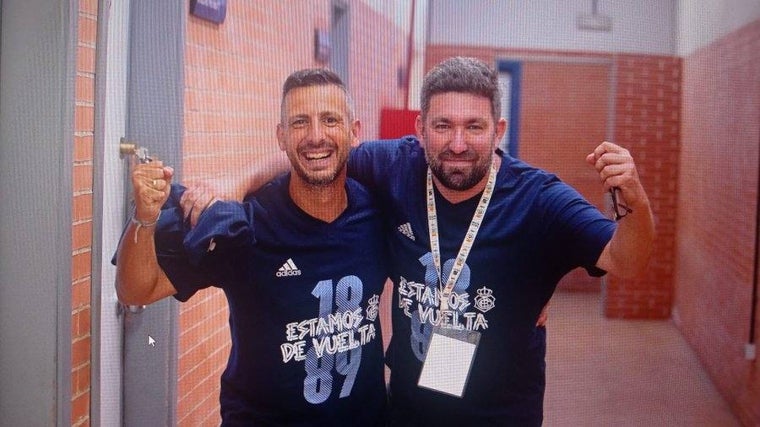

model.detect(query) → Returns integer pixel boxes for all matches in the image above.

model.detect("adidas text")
[276,269,302,277]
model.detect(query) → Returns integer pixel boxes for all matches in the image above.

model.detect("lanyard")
[426,161,497,311]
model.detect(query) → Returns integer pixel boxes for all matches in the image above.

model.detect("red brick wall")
[72,0,98,425]
[180,2,407,424]
[607,54,681,318]
[182,2,330,421]
[350,5,407,139]
[675,19,760,426]
[425,46,679,319]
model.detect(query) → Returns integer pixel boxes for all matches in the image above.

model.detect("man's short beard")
[427,157,490,191]
[291,160,345,187]
[422,128,497,191]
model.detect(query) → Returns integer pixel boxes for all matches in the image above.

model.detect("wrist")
[132,213,160,227]
[131,212,160,243]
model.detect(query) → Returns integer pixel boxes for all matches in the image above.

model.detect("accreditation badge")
[417,326,481,398]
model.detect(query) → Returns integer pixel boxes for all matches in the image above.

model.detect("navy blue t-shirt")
[153,174,388,426]
[348,137,616,426]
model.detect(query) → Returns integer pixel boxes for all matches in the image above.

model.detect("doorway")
[499,57,613,291]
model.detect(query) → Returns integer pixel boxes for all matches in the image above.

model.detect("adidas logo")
[397,222,415,241]
[276,258,302,277]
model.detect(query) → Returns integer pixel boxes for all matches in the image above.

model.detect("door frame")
[91,1,185,425]
[496,55,617,296]
[497,60,522,158]
[497,55,617,155]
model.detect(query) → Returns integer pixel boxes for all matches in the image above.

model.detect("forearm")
[600,197,655,278]
[234,151,289,199]
[181,152,289,226]
[587,141,655,278]
[115,221,176,305]
[243,151,290,197]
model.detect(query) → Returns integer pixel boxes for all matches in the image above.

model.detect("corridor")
[544,291,739,426]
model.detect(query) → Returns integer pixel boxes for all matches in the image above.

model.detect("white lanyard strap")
[426,161,497,311]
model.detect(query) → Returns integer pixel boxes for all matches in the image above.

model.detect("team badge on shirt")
[474,286,496,312]
[366,294,380,321]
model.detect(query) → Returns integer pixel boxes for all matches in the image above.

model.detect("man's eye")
[323,117,339,126]
[433,123,450,131]
[290,119,307,128]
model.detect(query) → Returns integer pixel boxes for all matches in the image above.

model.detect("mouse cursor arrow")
[148,335,156,347]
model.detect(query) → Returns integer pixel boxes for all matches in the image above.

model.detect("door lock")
[120,137,152,163]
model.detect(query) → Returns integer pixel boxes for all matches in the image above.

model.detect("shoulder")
[497,153,560,191]
[494,153,591,217]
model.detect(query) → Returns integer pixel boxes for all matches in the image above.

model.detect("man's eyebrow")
[430,116,486,124]
[430,116,452,122]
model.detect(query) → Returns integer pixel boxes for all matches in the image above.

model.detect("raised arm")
[588,141,655,278]
[115,160,178,305]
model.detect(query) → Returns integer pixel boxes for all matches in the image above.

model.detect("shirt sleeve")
[348,136,421,191]
[181,199,256,286]
[151,184,214,302]
[162,190,258,300]
[538,180,616,276]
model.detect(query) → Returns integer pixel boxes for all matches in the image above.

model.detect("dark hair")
[420,56,502,123]
[280,68,354,121]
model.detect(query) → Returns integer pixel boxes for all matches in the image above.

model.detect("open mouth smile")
[304,151,332,160]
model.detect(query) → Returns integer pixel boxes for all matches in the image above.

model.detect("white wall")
[428,0,678,55]
[677,0,760,56]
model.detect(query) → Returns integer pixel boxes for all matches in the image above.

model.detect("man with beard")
[189,56,655,426]
[115,69,388,426]
[346,57,653,426]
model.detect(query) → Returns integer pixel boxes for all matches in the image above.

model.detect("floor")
[543,291,740,427]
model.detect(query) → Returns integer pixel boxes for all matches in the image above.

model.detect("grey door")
[0,0,76,424]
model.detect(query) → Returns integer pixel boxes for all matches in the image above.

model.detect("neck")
[289,174,348,223]
[434,156,501,204]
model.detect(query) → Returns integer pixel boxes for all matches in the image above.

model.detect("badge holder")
[417,326,481,398]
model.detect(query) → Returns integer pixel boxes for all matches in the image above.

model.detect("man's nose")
[308,120,326,142]
[448,127,467,154]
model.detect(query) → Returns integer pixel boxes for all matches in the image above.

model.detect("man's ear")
[495,117,507,142]
[414,114,424,139]
[276,123,287,151]
[350,119,362,148]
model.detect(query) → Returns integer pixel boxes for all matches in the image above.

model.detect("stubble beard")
[290,153,347,188]
[426,151,492,191]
